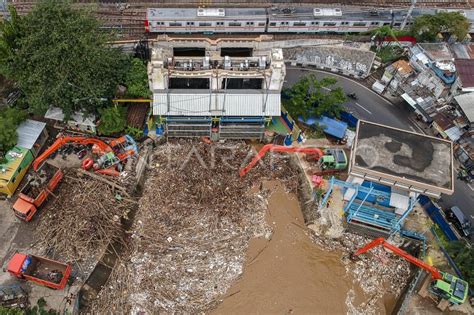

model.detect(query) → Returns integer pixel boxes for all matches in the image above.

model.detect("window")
[353,22,367,27]
[186,22,195,26]
[199,22,212,27]
[383,22,391,26]
[293,22,307,27]
[370,21,379,26]
[270,22,276,26]
[229,22,241,27]
[216,22,224,26]
[245,21,254,26]
[323,22,336,26]
[169,22,182,27]
[155,22,164,26]
[394,22,401,27]
[311,21,319,25]
[280,21,289,26]
[341,22,349,25]
[258,22,265,26]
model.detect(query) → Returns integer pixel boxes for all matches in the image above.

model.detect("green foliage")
[374,46,405,63]
[282,74,346,120]
[125,126,144,140]
[124,58,150,98]
[411,12,470,42]
[0,0,129,118]
[37,298,47,309]
[446,241,474,285]
[98,106,127,136]
[0,306,23,315]
[0,107,27,158]
[0,6,26,78]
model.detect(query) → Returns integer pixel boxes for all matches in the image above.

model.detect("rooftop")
[454,92,474,123]
[391,60,413,75]
[454,59,474,89]
[44,107,96,127]
[351,121,453,195]
[418,43,453,62]
[432,112,454,131]
[0,146,30,182]
[16,119,46,150]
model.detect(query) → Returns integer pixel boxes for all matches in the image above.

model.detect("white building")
[148,38,285,139]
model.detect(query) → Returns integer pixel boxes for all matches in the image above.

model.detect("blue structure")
[429,63,456,85]
[322,177,422,239]
[298,115,347,139]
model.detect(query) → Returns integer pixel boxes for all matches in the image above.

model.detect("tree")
[0,107,27,161]
[97,105,127,136]
[0,0,129,118]
[282,74,346,120]
[124,58,150,98]
[446,241,474,285]
[0,6,26,78]
[411,12,470,42]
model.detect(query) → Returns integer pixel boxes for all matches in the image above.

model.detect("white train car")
[146,8,267,33]
[267,7,405,33]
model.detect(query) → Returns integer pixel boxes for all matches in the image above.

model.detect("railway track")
[8,1,473,39]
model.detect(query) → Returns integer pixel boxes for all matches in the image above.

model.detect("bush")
[125,126,144,140]
[0,107,27,160]
[97,106,127,136]
[446,241,474,285]
[124,58,150,99]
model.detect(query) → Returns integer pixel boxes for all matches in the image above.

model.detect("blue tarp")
[298,115,347,139]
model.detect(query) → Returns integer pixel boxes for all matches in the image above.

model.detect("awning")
[401,93,417,108]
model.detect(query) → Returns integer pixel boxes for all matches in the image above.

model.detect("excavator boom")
[33,136,113,171]
[353,237,442,280]
[239,144,324,177]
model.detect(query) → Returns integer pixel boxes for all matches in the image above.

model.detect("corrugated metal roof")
[455,59,474,89]
[16,119,46,150]
[153,91,280,116]
[44,107,96,127]
[454,92,474,122]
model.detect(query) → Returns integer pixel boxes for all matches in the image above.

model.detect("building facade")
[148,38,285,139]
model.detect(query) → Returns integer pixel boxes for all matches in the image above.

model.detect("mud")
[212,181,363,314]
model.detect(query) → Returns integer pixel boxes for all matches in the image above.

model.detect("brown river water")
[212,181,373,315]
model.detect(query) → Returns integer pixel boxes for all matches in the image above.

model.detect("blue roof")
[298,115,347,139]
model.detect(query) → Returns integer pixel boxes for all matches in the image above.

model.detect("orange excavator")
[33,135,137,172]
[239,144,347,177]
[352,237,468,305]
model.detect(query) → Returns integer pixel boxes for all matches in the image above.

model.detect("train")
[145,7,474,35]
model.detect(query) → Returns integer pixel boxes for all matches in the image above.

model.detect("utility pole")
[401,0,417,30]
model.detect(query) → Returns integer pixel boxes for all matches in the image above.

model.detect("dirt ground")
[212,181,360,314]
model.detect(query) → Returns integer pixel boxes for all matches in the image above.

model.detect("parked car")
[446,206,472,238]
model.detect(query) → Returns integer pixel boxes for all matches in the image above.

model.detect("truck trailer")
[7,253,71,290]
[12,163,63,221]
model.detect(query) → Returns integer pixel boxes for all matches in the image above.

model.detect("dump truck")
[12,163,63,222]
[6,253,71,290]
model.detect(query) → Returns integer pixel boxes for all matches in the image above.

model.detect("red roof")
[455,59,474,88]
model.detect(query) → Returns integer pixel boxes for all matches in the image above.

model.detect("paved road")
[285,67,474,232]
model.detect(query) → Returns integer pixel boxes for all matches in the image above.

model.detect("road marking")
[322,86,331,91]
[355,102,372,114]
[468,183,474,192]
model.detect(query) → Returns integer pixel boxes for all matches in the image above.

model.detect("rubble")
[88,140,296,313]
[34,172,137,267]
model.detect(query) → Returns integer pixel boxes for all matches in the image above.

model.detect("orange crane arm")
[353,237,442,280]
[33,136,113,171]
[239,144,324,177]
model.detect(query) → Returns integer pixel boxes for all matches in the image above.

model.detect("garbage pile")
[34,172,137,265]
[89,140,296,313]
[310,229,411,314]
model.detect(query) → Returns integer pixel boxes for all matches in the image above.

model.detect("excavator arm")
[239,144,324,177]
[33,136,113,171]
[353,237,442,280]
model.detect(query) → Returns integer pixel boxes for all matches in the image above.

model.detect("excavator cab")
[319,149,347,170]
[430,273,469,305]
